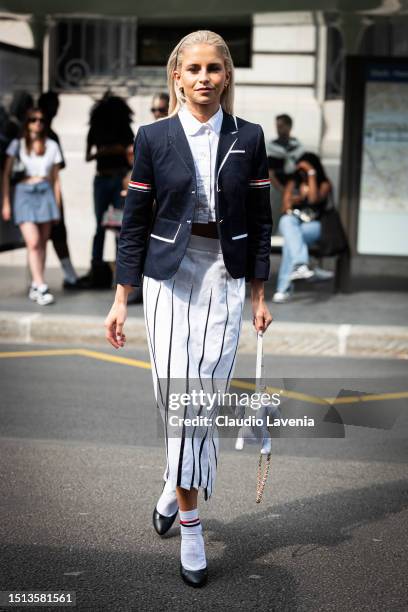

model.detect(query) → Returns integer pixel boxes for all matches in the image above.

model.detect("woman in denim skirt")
[2,108,62,305]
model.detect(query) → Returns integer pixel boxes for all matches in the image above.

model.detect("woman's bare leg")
[19,222,45,286]
[176,486,198,511]
[38,222,52,273]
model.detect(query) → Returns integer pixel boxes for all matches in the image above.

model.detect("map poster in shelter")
[357,61,408,256]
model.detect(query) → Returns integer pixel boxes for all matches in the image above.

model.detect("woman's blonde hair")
[166,30,235,117]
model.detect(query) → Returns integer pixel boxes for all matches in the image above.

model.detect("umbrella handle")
[256,331,263,388]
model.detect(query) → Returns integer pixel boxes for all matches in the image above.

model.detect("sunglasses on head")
[151,107,167,113]
[28,116,44,124]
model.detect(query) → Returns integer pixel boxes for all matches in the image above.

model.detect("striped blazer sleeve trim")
[249,178,270,189]
[128,180,152,192]
[115,126,155,287]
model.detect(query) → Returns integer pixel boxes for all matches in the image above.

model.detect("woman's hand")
[297,160,313,173]
[104,284,134,348]
[104,300,128,349]
[251,280,273,333]
[2,201,11,222]
[2,157,13,217]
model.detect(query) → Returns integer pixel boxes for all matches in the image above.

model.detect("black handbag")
[317,197,349,256]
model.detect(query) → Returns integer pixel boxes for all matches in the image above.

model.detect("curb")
[0,311,407,359]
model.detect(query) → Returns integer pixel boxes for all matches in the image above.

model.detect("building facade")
[1,10,407,268]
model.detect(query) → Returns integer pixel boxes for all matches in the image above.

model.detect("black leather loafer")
[180,563,208,588]
[152,507,178,536]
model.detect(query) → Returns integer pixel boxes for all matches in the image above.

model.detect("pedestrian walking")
[1,108,62,305]
[83,92,134,287]
[38,91,80,289]
[105,30,273,588]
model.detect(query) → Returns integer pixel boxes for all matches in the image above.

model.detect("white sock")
[38,283,48,293]
[179,508,206,571]
[156,480,178,517]
[61,257,78,283]
[31,281,38,289]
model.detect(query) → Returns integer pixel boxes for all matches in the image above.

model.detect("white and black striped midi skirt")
[143,234,245,500]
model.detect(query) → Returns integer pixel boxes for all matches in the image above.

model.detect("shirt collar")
[178,104,223,136]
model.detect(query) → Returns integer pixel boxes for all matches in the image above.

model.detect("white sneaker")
[36,285,55,306]
[272,291,291,303]
[290,264,315,281]
[28,285,39,301]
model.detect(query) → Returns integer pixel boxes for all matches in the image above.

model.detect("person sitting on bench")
[273,152,332,303]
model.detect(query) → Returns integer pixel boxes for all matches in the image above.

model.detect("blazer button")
[186,219,191,223]
[191,190,196,194]
[219,219,224,224]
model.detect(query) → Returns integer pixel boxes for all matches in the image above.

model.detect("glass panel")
[357,61,408,256]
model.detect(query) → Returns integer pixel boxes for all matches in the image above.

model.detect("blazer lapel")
[216,112,239,187]
[168,110,238,187]
[168,115,196,179]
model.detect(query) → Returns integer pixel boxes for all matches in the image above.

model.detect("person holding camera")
[273,152,331,303]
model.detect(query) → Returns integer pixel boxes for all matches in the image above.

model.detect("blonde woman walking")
[105,30,273,587]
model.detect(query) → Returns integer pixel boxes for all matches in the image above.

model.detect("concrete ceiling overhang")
[0,0,406,17]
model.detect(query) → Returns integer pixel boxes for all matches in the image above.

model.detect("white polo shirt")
[178,104,223,223]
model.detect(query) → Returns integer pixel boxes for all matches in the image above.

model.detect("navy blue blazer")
[115,110,273,287]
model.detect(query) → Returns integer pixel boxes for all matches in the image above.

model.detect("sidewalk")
[0,264,407,358]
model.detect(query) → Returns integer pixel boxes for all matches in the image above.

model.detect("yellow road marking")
[231,381,408,406]
[329,391,408,404]
[0,347,151,370]
[76,348,151,370]
[231,379,329,405]
[0,348,406,405]
[0,349,79,358]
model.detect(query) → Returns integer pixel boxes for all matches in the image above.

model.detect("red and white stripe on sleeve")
[248,178,270,189]
[128,180,152,192]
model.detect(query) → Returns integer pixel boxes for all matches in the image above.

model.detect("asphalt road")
[0,344,407,612]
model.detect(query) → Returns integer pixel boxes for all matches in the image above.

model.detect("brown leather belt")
[191,222,218,239]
